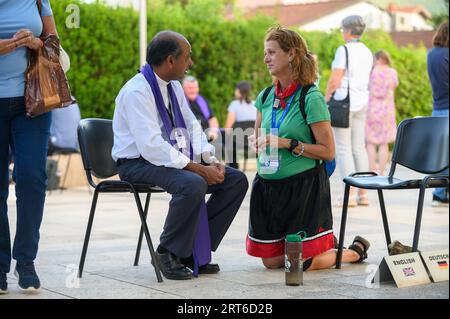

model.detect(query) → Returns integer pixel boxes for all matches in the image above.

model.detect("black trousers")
[117,158,249,258]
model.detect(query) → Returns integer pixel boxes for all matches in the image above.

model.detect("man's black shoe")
[0,272,7,294]
[180,256,220,274]
[198,263,220,274]
[156,251,192,280]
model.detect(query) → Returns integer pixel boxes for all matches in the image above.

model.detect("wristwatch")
[288,139,299,153]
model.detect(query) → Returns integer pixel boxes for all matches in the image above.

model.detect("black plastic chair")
[224,120,255,171]
[336,116,449,268]
[47,147,79,193]
[77,118,164,282]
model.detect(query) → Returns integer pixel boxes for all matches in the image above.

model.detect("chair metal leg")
[48,154,62,196]
[412,185,426,252]
[60,154,72,193]
[336,184,350,269]
[132,191,163,282]
[78,188,99,278]
[243,147,248,172]
[133,193,150,266]
[377,190,392,250]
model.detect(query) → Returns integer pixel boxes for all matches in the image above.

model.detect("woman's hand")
[0,38,17,55]
[248,134,260,153]
[14,29,43,50]
[259,134,290,151]
[249,134,289,153]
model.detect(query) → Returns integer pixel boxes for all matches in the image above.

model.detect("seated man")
[48,101,81,154]
[182,75,219,141]
[111,30,249,280]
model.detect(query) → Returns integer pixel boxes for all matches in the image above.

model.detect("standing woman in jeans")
[0,0,58,293]
[427,21,449,207]
[325,16,373,207]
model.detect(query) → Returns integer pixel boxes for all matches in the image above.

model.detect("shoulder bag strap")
[298,84,320,167]
[261,85,274,105]
[343,44,350,101]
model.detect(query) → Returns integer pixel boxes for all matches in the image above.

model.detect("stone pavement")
[1,165,448,299]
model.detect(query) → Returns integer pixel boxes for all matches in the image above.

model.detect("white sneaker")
[432,195,449,207]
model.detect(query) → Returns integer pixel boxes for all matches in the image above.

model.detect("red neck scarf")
[274,81,299,110]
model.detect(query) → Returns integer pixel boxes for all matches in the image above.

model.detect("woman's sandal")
[348,236,370,263]
[337,195,357,208]
[357,195,370,206]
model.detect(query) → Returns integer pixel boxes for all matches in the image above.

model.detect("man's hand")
[185,161,225,186]
[200,165,225,185]
[213,162,226,176]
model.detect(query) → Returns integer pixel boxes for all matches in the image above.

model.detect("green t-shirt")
[255,85,330,180]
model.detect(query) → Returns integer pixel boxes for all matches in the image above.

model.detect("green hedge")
[52,0,433,124]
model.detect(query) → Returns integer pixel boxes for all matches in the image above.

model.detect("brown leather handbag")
[24,1,75,117]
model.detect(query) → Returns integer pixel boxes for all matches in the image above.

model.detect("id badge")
[175,134,187,149]
[259,153,280,174]
[269,158,279,170]
[273,99,280,109]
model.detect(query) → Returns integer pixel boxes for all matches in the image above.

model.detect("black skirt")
[246,165,334,259]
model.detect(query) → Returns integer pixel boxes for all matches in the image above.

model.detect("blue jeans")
[0,97,51,273]
[432,108,449,200]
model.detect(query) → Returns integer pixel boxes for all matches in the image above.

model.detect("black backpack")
[261,85,336,177]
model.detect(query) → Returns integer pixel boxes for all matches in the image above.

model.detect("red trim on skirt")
[246,233,335,259]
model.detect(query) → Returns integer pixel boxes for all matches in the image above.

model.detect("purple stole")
[141,64,212,276]
[186,95,211,120]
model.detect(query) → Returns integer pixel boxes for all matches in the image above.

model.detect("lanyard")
[271,87,300,130]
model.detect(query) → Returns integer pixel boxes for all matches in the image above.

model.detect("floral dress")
[366,65,399,144]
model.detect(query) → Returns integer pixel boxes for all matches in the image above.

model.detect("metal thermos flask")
[285,232,306,286]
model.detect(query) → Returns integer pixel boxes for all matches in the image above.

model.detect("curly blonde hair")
[265,25,317,86]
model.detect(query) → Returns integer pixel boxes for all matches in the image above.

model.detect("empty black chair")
[47,147,79,193]
[77,118,164,282]
[227,120,255,171]
[336,116,449,268]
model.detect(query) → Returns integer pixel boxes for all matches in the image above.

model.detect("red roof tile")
[390,30,435,49]
[245,0,362,26]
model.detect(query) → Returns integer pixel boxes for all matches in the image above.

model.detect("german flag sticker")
[437,261,448,269]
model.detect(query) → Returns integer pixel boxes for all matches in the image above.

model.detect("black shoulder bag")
[327,45,350,128]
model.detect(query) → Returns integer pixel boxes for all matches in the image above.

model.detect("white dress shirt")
[227,100,257,122]
[112,71,215,169]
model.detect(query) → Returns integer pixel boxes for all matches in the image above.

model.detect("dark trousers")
[0,97,51,273]
[117,158,249,258]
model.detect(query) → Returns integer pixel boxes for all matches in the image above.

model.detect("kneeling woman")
[247,26,369,271]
